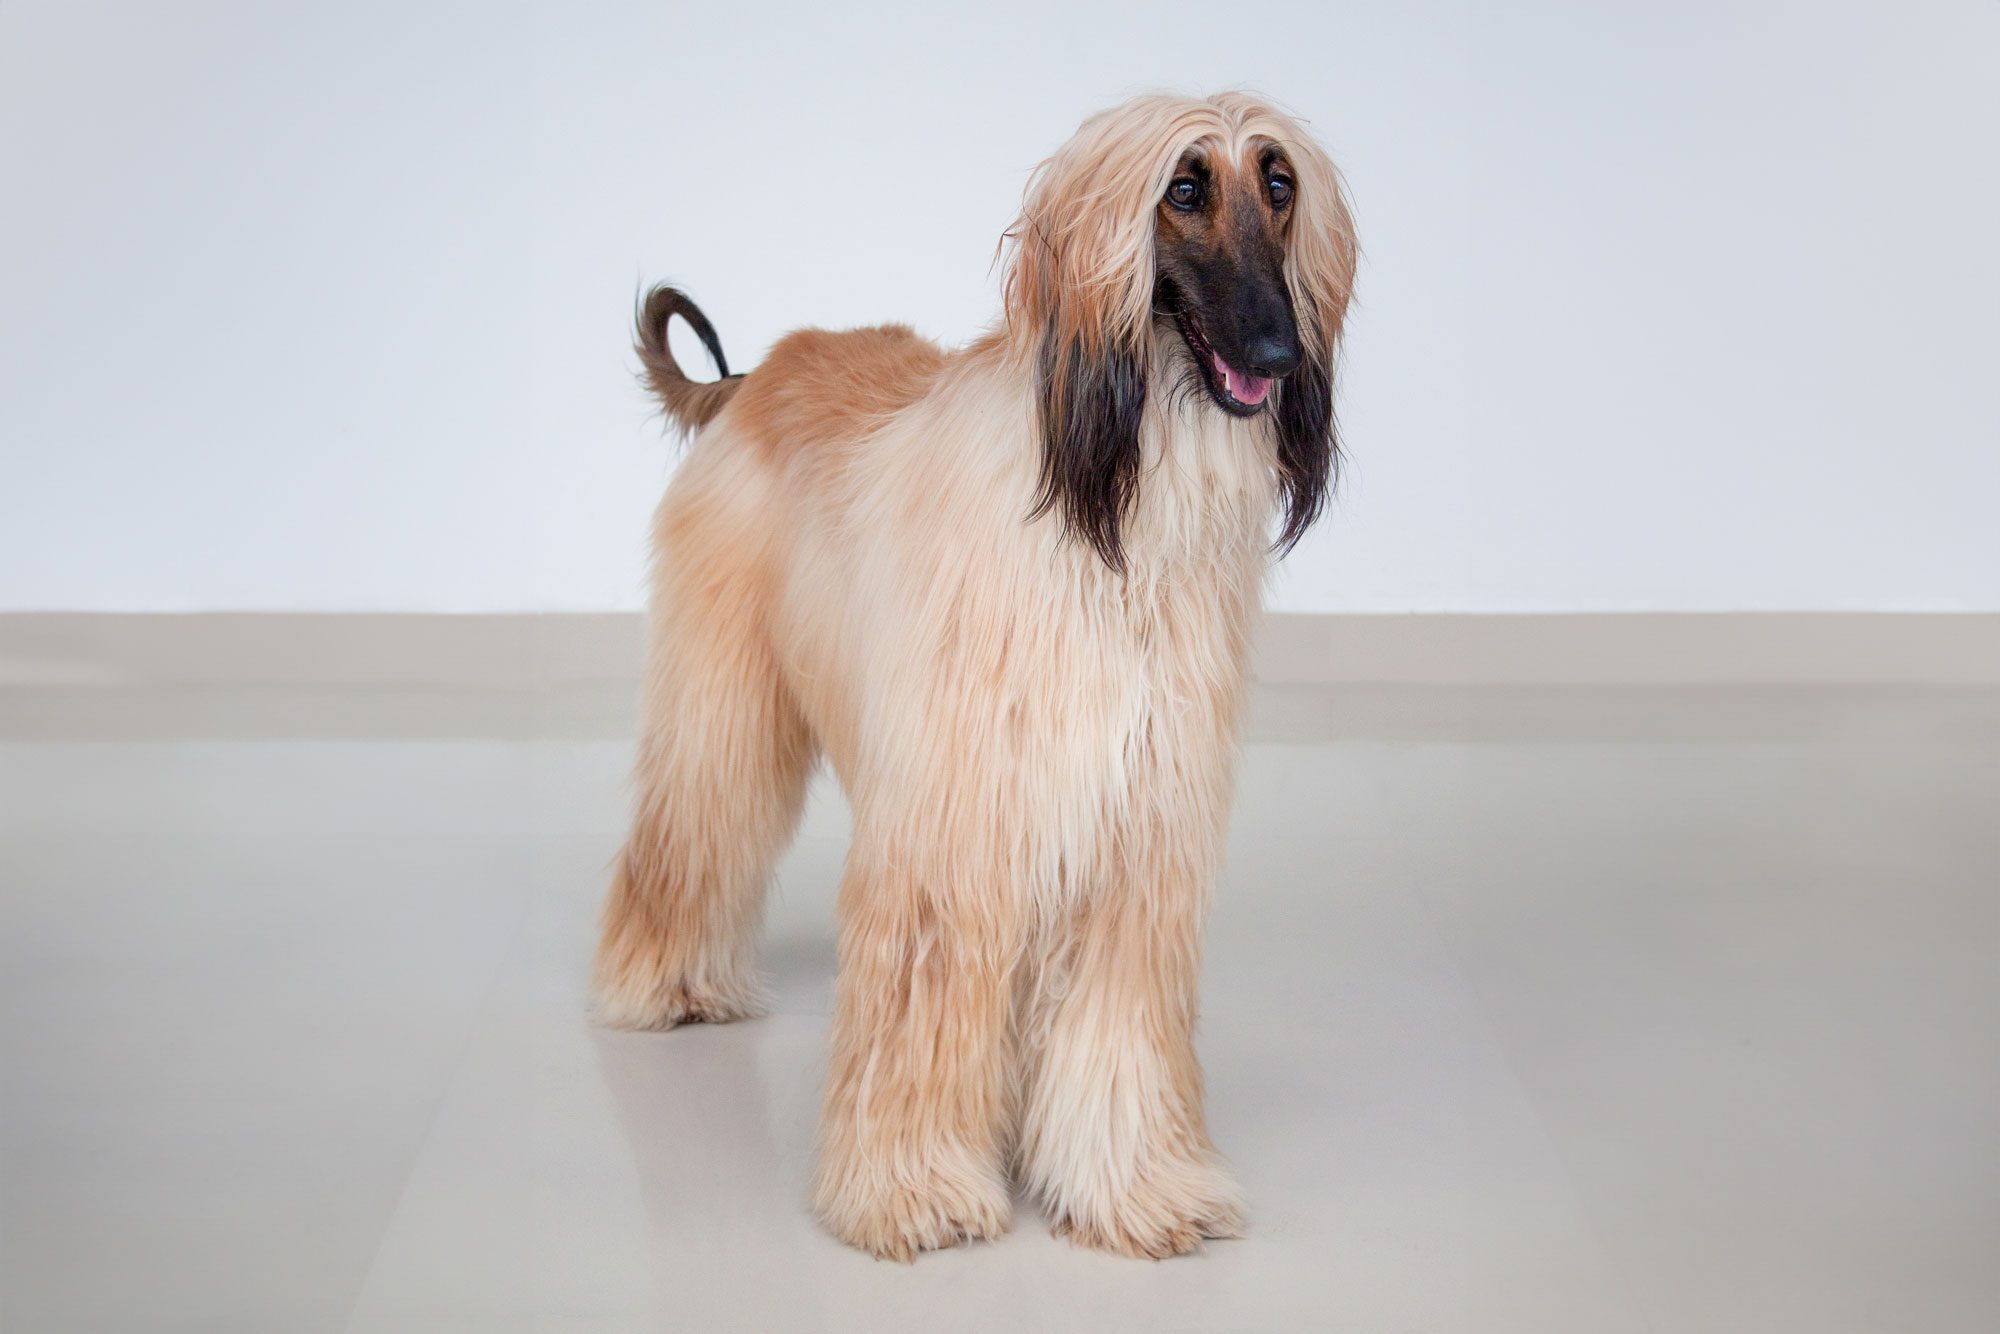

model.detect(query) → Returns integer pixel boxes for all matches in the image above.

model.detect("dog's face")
[1152,144,1301,418]
[1008,94,1357,571]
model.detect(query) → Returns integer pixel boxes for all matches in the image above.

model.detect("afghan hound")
[594,91,1358,1261]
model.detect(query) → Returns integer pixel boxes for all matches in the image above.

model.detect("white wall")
[3,0,1996,613]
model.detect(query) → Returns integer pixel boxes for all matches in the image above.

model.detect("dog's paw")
[590,973,768,1031]
[814,1153,1012,1262]
[1048,1156,1244,1260]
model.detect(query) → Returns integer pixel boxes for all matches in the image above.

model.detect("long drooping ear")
[1027,327,1149,571]
[1272,343,1335,555]
[1005,98,1210,570]
[1248,99,1359,557]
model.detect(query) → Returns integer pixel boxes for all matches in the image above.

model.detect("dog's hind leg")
[592,469,814,1030]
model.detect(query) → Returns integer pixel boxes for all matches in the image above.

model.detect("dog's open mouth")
[1172,310,1274,415]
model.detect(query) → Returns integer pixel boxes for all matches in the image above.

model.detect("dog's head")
[1004,92,1358,570]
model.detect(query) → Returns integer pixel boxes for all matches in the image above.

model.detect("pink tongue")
[1210,349,1272,406]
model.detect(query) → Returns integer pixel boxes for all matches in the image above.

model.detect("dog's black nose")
[1243,334,1301,380]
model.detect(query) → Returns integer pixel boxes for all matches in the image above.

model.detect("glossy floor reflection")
[2,684,1996,1332]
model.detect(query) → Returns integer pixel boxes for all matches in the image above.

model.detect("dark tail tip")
[637,284,730,377]
[634,284,741,433]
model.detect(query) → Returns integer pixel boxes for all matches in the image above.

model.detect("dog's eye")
[1166,178,1203,211]
[1268,175,1293,208]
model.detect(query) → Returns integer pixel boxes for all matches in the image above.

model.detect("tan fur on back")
[726,325,949,464]
[593,91,1356,1263]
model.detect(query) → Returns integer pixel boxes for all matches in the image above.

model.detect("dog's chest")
[998,571,1253,921]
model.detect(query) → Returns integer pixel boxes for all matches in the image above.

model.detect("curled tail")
[635,284,743,433]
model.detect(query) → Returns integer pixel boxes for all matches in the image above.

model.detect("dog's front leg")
[810,821,1020,1261]
[1020,827,1245,1258]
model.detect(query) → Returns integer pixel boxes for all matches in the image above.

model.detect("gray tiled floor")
[2,684,1995,1332]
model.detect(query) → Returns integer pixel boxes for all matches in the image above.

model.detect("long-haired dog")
[594,91,1357,1261]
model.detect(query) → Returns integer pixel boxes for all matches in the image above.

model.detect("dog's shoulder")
[726,325,949,460]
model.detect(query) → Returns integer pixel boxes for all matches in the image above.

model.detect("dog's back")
[721,324,949,467]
